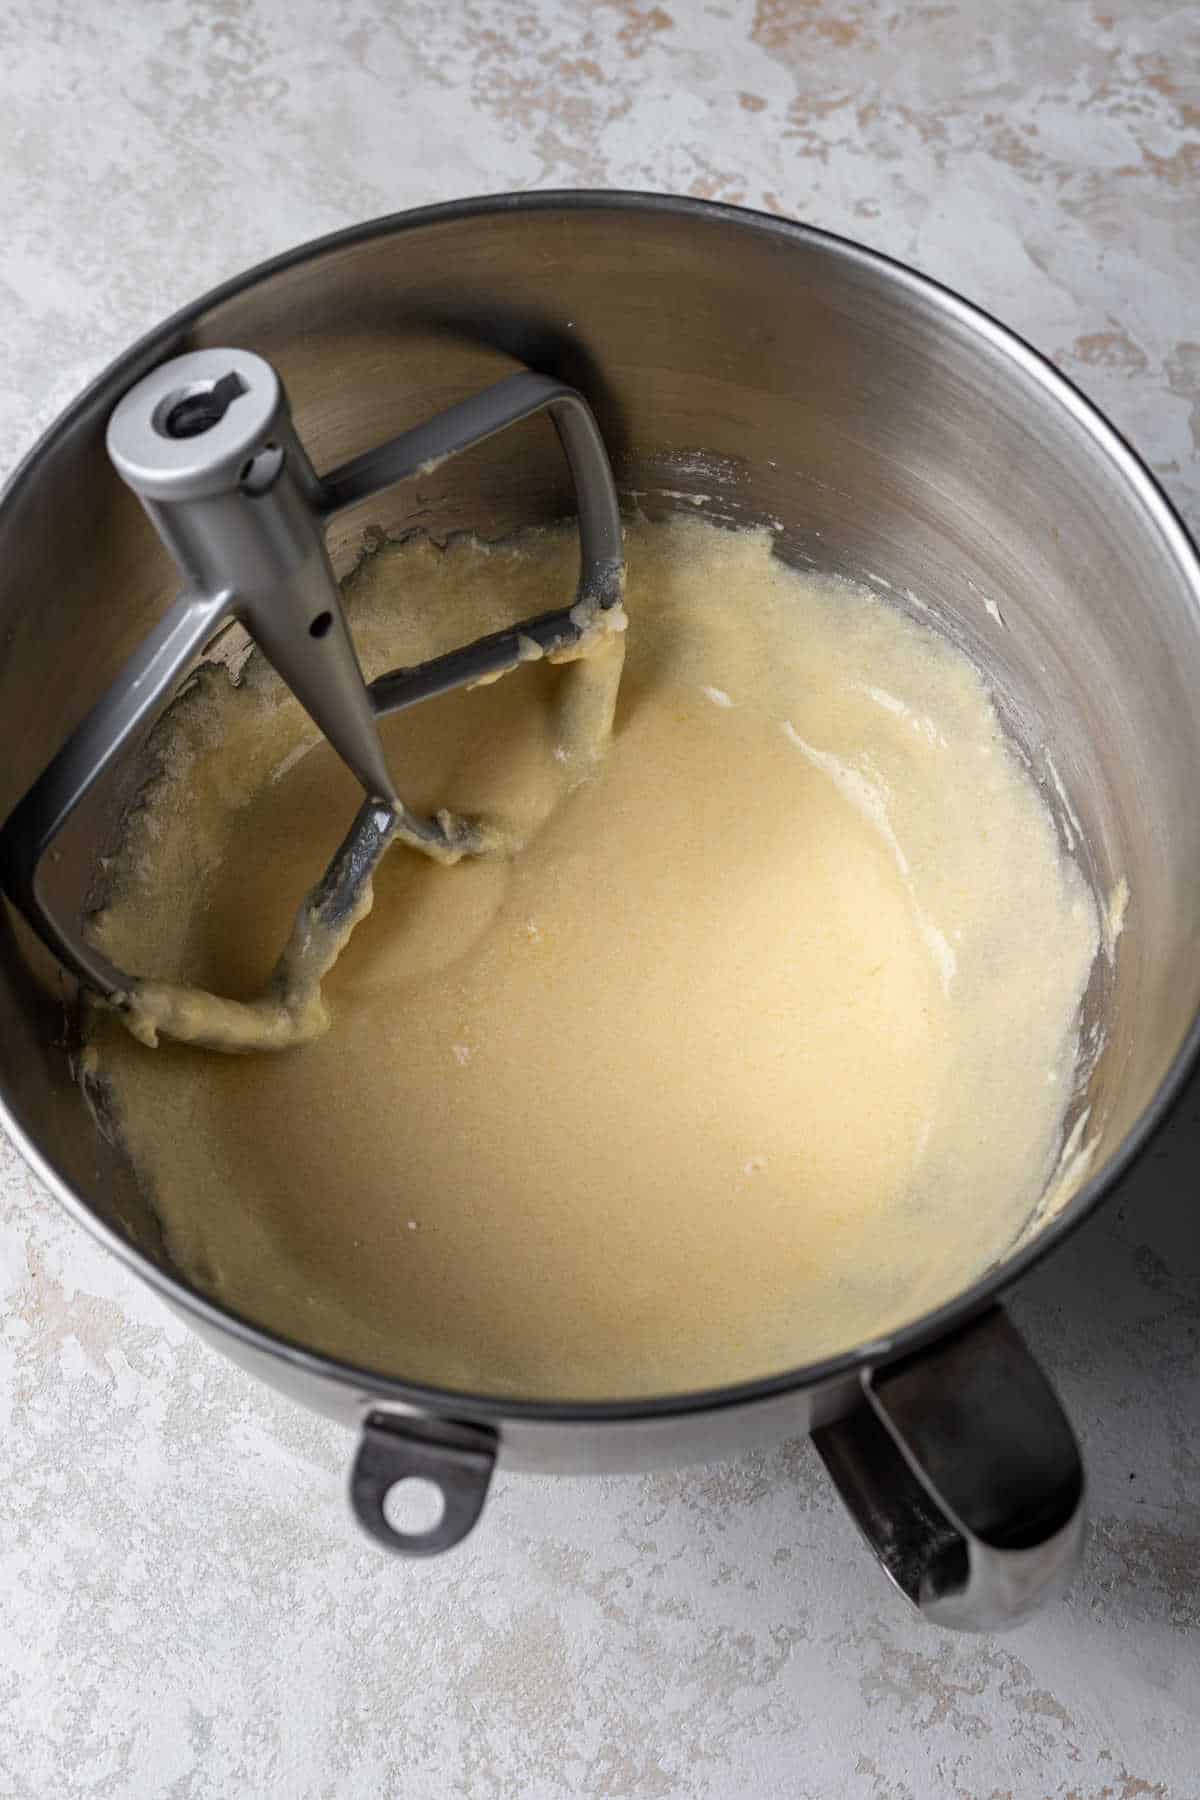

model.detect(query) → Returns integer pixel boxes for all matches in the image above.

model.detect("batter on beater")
[85,516,1099,1397]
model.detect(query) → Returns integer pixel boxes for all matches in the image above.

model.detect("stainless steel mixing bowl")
[3,193,1198,1630]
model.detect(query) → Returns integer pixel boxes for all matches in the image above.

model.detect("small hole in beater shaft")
[239,441,284,498]
[162,370,248,440]
[309,611,333,639]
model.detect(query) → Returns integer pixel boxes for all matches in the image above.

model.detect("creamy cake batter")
[86,518,1099,1398]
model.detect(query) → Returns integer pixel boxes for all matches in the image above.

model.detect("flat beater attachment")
[0,348,625,1041]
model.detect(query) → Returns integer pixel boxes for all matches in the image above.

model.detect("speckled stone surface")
[2,2,1199,1795]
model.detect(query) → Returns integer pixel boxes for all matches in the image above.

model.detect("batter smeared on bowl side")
[85,517,1099,1398]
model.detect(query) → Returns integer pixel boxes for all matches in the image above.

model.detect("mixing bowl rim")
[2,188,1198,1424]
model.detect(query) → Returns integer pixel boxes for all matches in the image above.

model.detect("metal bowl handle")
[812,1306,1084,1630]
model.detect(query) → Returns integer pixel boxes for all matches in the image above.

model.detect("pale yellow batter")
[86,518,1099,1398]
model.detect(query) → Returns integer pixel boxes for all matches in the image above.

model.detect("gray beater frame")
[0,348,625,1008]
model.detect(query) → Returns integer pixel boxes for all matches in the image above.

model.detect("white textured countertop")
[2,3,1199,1794]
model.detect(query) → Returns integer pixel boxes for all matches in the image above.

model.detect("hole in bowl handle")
[812,1305,1085,1631]
[350,1413,498,1557]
